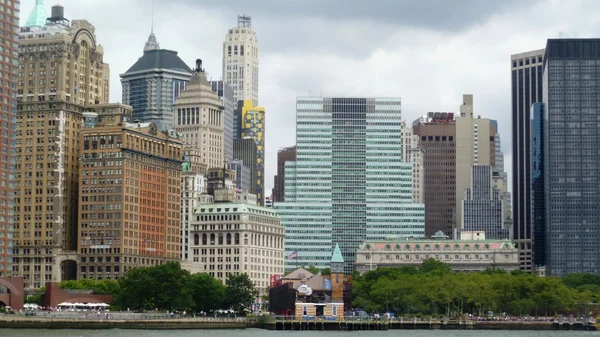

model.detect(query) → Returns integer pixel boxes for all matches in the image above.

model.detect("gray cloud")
[19,0,600,195]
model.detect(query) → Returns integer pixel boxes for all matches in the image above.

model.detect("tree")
[304,265,320,274]
[321,268,331,276]
[189,272,225,312]
[420,258,452,275]
[225,273,259,314]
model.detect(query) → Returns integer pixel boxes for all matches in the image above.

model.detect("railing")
[3,311,246,322]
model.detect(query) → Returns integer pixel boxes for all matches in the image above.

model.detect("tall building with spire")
[120,27,192,130]
[222,15,259,105]
[14,4,109,288]
[0,0,19,278]
[25,0,47,27]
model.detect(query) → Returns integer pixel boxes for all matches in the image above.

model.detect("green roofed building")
[25,0,48,28]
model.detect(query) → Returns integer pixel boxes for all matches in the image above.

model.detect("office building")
[531,102,546,268]
[0,0,19,278]
[511,49,545,272]
[120,30,192,130]
[355,231,519,273]
[413,113,456,237]
[402,121,424,203]
[461,166,510,240]
[13,6,108,289]
[174,60,224,174]
[210,80,234,163]
[78,108,183,279]
[272,146,296,203]
[181,167,210,261]
[455,95,498,234]
[234,138,258,195]
[543,39,600,275]
[235,100,265,205]
[188,189,284,295]
[222,15,259,105]
[229,159,252,192]
[276,97,425,273]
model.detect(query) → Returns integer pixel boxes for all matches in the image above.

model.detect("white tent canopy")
[57,302,73,306]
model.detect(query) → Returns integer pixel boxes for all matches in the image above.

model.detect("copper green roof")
[25,0,48,28]
[331,243,344,263]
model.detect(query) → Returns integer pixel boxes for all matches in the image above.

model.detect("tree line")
[352,259,600,317]
[59,262,258,314]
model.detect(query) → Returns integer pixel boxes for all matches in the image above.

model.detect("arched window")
[240,45,244,56]
[234,45,238,55]
[210,233,215,245]
[202,234,207,245]
[194,234,199,245]
[226,233,232,245]
[228,46,231,56]
[234,233,240,245]
[218,233,223,245]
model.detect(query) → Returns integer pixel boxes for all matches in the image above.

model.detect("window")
[194,234,199,245]
[332,305,337,316]
[226,233,232,245]
[202,233,207,245]
[303,306,308,316]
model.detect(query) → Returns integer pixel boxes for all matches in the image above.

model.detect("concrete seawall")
[0,317,247,330]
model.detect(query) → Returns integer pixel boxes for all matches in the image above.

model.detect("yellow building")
[238,100,265,205]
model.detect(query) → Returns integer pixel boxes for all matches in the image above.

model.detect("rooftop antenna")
[151,0,155,34]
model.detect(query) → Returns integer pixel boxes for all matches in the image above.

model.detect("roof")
[25,0,48,28]
[282,268,313,280]
[359,240,515,252]
[331,243,344,263]
[124,49,192,74]
[194,202,280,218]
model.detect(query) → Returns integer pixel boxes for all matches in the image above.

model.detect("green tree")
[304,265,320,274]
[225,273,259,314]
[420,258,452,275]
[189,272,225,312]
[321,268,331,276]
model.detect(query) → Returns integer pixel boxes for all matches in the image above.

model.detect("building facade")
[174,64,224,174]
[402,121,424,204]
[222,15,259,105]
[229,159,251,192]
[355,232,519,273]
[210,80,234,163]
[543,39,600,275]
[272,146,296,203]
[461,165,510,240]
[13,8,108,289]
[120,32,192,131]
[234,138,258,196]
[181,171,208,261]
[531,102,546,269]
[78,113,183,280]
[188,189,284,295]
[511,49,545,272]
[412,113,456,237]
[0,0,19,278]
[235,100,265,205]
[455,94,497,234]
[276,97,425,273]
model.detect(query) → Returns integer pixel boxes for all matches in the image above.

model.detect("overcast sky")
[20,0,600,194]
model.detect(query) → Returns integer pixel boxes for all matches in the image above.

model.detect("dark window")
[532,58,536,64]
[538,57,542,63]
[526,59,530,65]
[513,61,517,68]
[435,136,440,141]
[519,60,523,66]
[449,136,454,141]
[421,136,426,141]
[490,136,495,141]
[428,136,433,141]
[442,136,447,141]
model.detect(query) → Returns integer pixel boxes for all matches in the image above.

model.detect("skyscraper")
[543,39,600,275]
[235,100,265,206]
[455,95,498,236]
[234,138,258,196]
[78,107,183,279]
[174,61,225,174]
[272,146,296,203]
[531,102,546,269]
[120,30,192,130]
[15,5,108,288]
[511,49,544,272]
[461,165,510,240]
[0,0,19,278]
[222,15,259,105]
[210,80,234,163]
[276,97,425,273]
[402,121,424,204]
[413,113,456,237]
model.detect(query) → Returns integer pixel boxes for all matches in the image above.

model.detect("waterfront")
[1,329,599,337]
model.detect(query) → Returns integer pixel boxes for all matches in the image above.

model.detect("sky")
[19,0,600,195]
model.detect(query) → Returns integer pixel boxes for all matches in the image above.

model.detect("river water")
[1,329,598,337]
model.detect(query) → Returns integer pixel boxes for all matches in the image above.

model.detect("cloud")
[19,0,600,196]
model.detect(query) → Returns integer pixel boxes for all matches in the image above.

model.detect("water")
[0,329,598,337]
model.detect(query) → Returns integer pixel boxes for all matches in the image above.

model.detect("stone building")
[187,189,284,295]
[78,106,183,279]
[355,231,519,273]
[13,5,108,289]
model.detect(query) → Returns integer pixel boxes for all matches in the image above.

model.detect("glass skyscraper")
[531,102,546,268]
[120,34,192,130]
[276,97,425,273]
[543,39,600,275]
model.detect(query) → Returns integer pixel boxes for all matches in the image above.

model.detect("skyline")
[19,0,600,194]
